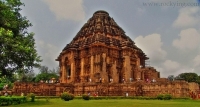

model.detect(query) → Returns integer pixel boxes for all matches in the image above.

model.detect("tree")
[197,76,200,84]
[0,0,41,77]
[176,73,199,82]
[16,71,35,82]
[35,66,59,82]
[38,66,49,74]
[167,75,174,81]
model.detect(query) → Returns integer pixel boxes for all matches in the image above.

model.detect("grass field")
[9,99,200,107]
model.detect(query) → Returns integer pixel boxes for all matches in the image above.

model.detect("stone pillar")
[136,56,141,80]
[81,58,84,82]
[61,59,67,83]
[56,84,61,96]
[101,53,108,82]
[71,62,74,82]
[112,60,118,83]
[90,56,94,82]
[123,56,131,82]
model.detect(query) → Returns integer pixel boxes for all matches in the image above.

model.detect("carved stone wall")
[12,81,199,98]
[58,46,158,84]
[12,82,57,96]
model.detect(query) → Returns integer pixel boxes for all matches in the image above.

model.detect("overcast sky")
[20,0,200,78]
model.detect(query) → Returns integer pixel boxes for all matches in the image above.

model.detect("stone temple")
[56,10,160,84]
[12,10,199,98]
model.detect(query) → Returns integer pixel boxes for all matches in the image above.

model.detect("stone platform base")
[12,80,199,98]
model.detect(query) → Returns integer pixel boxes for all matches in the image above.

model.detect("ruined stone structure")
[12,81,199,98]
[56,10,160,84]
[11,10,200,98]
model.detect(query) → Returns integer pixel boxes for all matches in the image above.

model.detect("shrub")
[27,93,35,102]
[157,94,172,100]
[157,94,164,100]
[82,94,90,100]
[0,96,26,106]
[60,92,74,101]
[69,93,74,100]
[0,83,6,91]
[164,94,172,100]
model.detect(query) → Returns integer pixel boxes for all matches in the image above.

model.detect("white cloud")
[173,28,200,50]
[176,68,196,75]
[134,33,167,62]
[159,60,183,77]
[193,54,200,67]
[42,0,85,21]
[173,7,200,28]
[153,60,181,78]
[163,60,180,71]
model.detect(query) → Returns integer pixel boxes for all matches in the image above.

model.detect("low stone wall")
[12,80,199,97]
[13,82,57,96]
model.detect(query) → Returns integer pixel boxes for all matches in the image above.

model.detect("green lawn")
[9,99,200,107]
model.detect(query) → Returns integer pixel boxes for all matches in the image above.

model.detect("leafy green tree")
[35,66,59,82]
[196,76,200,84]
[176,73,199,82]
[0,75,13,90]
[0,0,41,77]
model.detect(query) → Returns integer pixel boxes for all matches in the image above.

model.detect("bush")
[60,92,74,101]
[157,94,172,100]
[69,93,74,100]
[27,93,35,102]
[157,94,164,100]
[164,94,172,100]
[0,96,26,106]
[0,83,6,91]
[82,94,90,100]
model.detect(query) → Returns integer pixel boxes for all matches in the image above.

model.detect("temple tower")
[56,10,159,83]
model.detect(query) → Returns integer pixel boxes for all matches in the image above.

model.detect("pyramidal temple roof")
[62,10,147,59]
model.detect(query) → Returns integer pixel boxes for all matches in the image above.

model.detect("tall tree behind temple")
[35,66,59,83]
[0,0,41,77]
[176,73,199,83]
